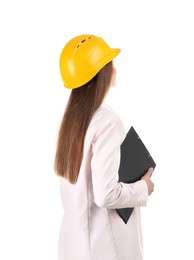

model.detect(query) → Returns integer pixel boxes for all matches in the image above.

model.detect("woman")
[55,34,154,260]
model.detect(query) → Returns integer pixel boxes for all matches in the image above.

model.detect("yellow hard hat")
[59,34,120,89]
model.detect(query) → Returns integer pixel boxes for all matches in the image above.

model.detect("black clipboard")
[116,126,156,224]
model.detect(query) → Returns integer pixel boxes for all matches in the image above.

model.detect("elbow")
[94,196,108,208]
[94,189,121,208]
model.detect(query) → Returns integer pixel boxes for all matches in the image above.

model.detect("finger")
[146,167,154,177]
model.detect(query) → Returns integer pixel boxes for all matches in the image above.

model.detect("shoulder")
[91,103,123,127]
[89,103,125,142]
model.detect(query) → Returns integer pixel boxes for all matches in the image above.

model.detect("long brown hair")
[54,61,113,184]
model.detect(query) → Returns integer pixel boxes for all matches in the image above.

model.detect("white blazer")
[58,103,148,260]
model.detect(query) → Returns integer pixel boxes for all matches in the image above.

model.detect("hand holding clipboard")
[116,126,156,224]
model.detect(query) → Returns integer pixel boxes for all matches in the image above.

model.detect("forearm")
[93,179,148,209]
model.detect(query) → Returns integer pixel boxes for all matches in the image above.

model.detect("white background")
[0,0,194,259]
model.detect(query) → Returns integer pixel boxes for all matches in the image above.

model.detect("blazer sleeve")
[91,117,149,209]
